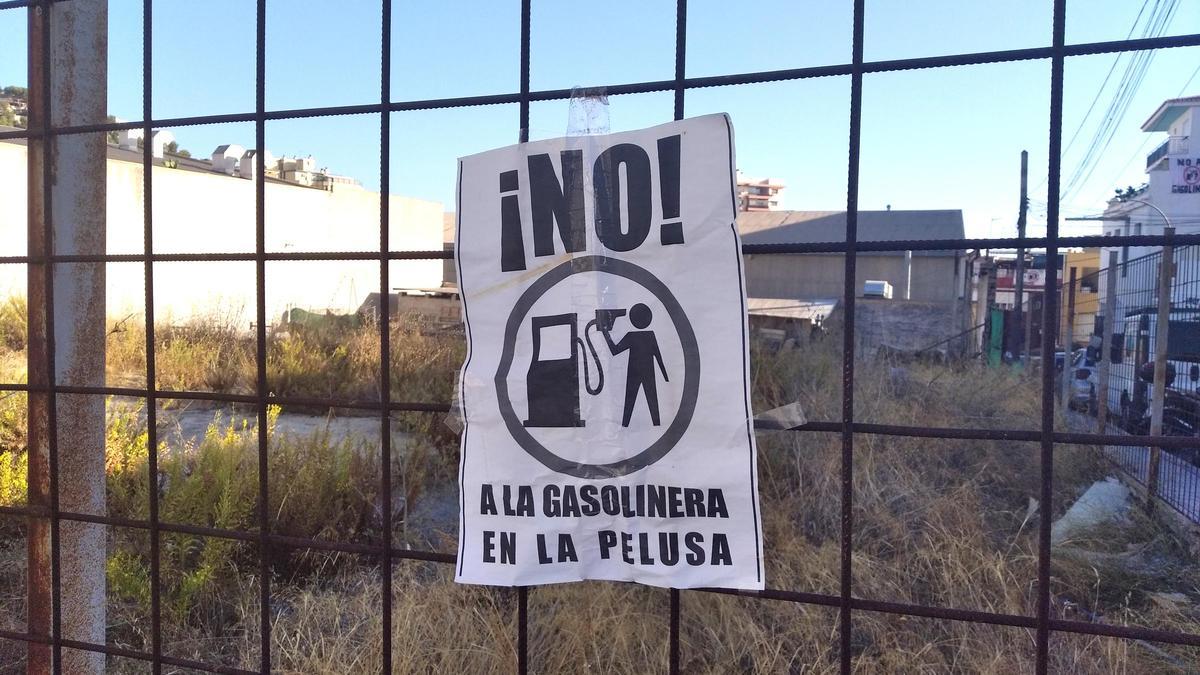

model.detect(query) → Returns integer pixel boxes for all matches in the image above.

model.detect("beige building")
[737,210,972,353]
[737,210,967,304]
[0,135,444,327]
[1061,248,1101,348]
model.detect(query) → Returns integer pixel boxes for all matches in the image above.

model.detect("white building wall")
[210,144,244,175]
[1095,104,1200,331]
[0,141,443,327]
[117,127,142,151]
[149,130,173,159]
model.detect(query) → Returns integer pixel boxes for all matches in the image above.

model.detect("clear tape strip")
[753,401,807,431]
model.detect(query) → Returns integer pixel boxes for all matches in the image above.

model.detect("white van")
[1090,309,1200,434]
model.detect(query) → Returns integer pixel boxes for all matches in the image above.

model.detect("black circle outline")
[494,255,700,479]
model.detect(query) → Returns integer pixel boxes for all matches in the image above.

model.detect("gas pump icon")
[523,309,623,428]
[523,313,589,427]
[523,305,666,429]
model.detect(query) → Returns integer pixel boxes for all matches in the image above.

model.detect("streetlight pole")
[1118,197,1173,232]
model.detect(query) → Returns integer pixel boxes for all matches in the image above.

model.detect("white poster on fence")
[453,113,763,590]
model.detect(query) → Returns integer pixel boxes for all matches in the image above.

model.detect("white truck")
[1087,308,1200,439]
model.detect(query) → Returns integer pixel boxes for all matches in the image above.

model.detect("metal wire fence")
[1067,243,1200,523]
[0,0,1199,673]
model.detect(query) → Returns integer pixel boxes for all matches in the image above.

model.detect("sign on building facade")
[1170,155,1200,194]
[453,114,764,590]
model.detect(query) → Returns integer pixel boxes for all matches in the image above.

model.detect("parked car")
[1053,350,1067,373]
[1066,349,1098,414]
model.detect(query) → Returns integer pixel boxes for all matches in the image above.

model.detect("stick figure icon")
[602,302,669,427]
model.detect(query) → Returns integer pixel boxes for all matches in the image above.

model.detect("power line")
[1094,60,1200,195]
[1059,0,1179,205]
[1031,0,1153,197]
[1059,0,1153,161]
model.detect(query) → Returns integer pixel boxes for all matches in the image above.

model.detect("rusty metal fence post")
[1061,266,1076,411]
[24,5,52,672]
[26,1,109,673]
[1147,227,1175,514]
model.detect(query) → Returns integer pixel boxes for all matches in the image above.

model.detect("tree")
[0,102,16,128]
[1,85,28,129]
[164,140,191,158]
[0,91,26,129]
[105,114,119,144]
[1113,185,1144,203]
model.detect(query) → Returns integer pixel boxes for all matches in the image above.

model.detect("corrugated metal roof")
[737,209,965,256]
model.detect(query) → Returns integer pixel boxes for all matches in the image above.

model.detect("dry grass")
[1,307,1199,672]
[106,312,463,405]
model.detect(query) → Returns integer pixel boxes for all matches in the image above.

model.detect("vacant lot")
[0,302,1198,673]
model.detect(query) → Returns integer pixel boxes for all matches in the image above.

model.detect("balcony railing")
[1147,139,1169,169]
[1147,135,1190,170]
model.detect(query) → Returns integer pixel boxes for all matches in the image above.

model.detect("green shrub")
[0,296,25,353]
[106,548,151,609]
[0,445,25,506]
[0,376,27,508]
[103,401,390,633]
[267,419,381,542]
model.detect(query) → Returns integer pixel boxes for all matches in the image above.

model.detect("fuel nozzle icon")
[522,303,666,429]
[594,308,626,333]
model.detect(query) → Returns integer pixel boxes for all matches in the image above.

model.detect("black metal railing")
[1147,138,1170,169]
[1071,244,1200,524]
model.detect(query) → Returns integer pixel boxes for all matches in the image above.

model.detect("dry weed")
[0,308,1198,672]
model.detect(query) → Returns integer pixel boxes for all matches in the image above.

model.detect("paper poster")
[454,113,763,590]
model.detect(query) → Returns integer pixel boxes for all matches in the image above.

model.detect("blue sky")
[0,1,1197,240]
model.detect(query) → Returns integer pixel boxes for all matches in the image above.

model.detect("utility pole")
[1014,150,1029,369]
[27,2,108,673]
[975,259,990,357]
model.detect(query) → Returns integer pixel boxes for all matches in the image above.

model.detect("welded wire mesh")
[0,1,1198,673]
[1071,244,1200,523]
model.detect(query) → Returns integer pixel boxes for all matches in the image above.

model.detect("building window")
[1080,267,1099,293]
